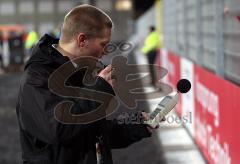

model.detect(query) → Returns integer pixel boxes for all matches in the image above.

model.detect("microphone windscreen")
[177,79,191,93]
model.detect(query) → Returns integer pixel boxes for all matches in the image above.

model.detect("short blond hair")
[60,4,113,43]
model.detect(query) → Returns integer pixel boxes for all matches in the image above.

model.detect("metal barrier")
[163,0,240,85]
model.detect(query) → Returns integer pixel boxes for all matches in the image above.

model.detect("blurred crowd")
[0,25,60,73]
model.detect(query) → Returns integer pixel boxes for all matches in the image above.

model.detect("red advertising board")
[194,65,240,164]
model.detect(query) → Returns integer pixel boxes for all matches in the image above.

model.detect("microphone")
[177,79,191,93]
[145,79,191,128]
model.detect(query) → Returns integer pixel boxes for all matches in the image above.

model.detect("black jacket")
[16,34,151,164]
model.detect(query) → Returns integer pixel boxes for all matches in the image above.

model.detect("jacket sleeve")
[18,66,115,147]
[105,112,152,149]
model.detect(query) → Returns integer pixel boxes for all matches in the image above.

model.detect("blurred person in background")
[16,4,160,164]
[24,30,39,62]
[141,26,161,86]
[0,32,3,70]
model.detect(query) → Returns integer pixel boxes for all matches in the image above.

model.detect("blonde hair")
[60,4,113,43]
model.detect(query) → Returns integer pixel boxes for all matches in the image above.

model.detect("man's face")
[85,28,111,59]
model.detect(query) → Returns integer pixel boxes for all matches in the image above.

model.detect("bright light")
[115,0,132,11]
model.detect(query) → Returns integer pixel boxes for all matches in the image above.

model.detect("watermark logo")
[116,112,193,126]
[48,53,172,124]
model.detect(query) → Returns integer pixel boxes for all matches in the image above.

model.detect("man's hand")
[97,65,115,87]
[141,112,166,133]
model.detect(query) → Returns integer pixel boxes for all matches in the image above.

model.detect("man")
[16,5,158,164]
[141,26,161,86]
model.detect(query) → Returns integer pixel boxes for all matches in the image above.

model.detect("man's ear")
[77,33,86,47]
